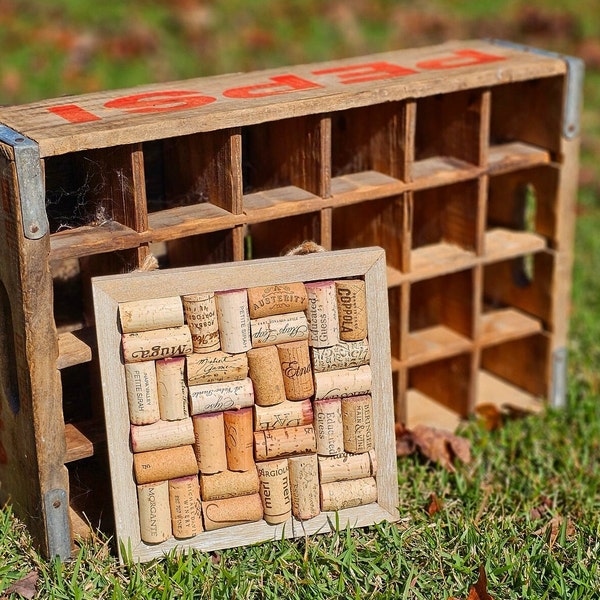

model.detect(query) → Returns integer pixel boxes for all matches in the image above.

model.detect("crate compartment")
[247,212,324,259]
[242,115,327,218]
[332,195,410,278]
[144,129,241,216]
[487,166,559,251]
[477,334,549,414]
[483,252,554,334]
[68,456,114,542]
[45,146,146,261]
[408,270,474,365]
[61,363,94,426]
[164,227,244,268]
[330,101,408,195]
[410,180,480,275]
[405,353,472,430]
[490,76,563,160]
[413,89,484,181]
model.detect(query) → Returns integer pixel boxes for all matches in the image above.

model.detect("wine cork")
[215,289,252,353]
[288,454,320,521]
[318,449,377,484]
[202,493,263,531]
[168,475,203,539]
[305,281,339,348]
[277,341,314,401]
[312,339,371,373]
[254,400,313,431]
[133,445,198,484]
[254,425,316,461]
[156,356,189,421]
[314,365,372,400]
[223,407,255,471]
[192,412,228,474]
[341,394,374,453]
[200,469,260,501]
[124,361,160,425]
[137,481,172,543]
[247,346,286,407]
[257,458,292,525]
[320,477,378,511]
[122,326,193,363]
[119,297,184,333]
[130,418,195,453]
[189,378,254,415]
[250,312,309,348]
[335,279,368,341]
[186,351,248,385]
[247,282,308,319]
[182,292,220,353]
[313,398,344,456]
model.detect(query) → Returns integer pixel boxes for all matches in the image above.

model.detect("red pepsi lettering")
[104,90,216,114]
[223,74,322,99]
[47,104,101,124]
[416,49,505,70]
[312,61,417,84]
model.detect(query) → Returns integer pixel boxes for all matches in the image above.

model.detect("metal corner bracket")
[487,39,585,140]
[44,488,71,560]
[550,346,568,409]
[0,125,48,240]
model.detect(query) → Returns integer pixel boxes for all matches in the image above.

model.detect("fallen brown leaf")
[529,495,553,521]
[6,571,38,600]
[476,403,536,431]
[475,404,504,431]
[448,565,494,600]
[395,422,416,457]
[412,424,472,472]
[426,492,443,516]
[533,515,576,549]
[396,423,471,471]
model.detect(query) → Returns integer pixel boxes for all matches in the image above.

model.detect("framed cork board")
[92,247,398,562]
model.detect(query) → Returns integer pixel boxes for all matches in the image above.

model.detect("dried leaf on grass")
[5,571,38,599]
[396,423,471,472]
[529,495,553,521]
[533,515,576,548]
[448,565,494,600]
[426,492,444,516]
[475,403,536,431]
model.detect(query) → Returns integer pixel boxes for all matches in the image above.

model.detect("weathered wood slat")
[0,40,566,157]
[57,329,95,369]
[64,420,105,463]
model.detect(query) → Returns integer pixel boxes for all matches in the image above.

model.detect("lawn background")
[0,1,599,598]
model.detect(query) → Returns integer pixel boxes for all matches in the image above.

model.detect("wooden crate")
[0,39,582,558]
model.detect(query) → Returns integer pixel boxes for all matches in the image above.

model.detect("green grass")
[2,391,600,598]
[1,1,600,598]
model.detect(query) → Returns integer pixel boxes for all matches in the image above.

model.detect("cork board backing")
[92,247,398,563]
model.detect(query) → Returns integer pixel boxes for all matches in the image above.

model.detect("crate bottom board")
[405,370,545,432]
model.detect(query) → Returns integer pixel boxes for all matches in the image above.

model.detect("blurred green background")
[1,0,599,194]
[0,0,598,104]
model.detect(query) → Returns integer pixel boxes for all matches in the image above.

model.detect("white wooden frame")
[92,247,398,562]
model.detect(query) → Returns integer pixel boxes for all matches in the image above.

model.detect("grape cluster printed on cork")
[119,278,377,544]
